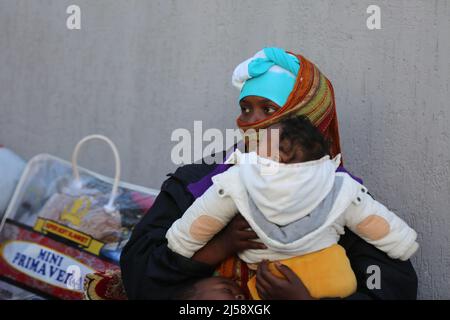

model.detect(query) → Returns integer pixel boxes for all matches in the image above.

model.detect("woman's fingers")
[256,261,272,299]
[255,281,269,300]
[230,215,268,250]
[273,262,313,299]
[274,262,301,284]
[234,215,251,229]
[258,260,283,286]
[256,264,272,289]
[240,240,267,250]
[238,229,258,240]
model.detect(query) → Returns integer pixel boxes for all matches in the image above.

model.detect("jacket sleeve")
[342,185,419,261]
[166,179,239,259]
[119,175,216,300]
[338,228,418,300]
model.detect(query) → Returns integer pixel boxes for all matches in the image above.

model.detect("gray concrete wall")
[0,0,449,299]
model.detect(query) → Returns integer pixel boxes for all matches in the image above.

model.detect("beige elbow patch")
[356,215,390,240]
[190,215,225,242]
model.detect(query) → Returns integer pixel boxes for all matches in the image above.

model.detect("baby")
[166,115,419,299]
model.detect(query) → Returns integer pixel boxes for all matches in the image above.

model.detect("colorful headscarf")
[233,48,300,107]
[232,47,342,158]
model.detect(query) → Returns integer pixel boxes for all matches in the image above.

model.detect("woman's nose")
[247,109,267,123]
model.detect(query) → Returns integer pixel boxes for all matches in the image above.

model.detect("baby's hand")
[256,260,314,300]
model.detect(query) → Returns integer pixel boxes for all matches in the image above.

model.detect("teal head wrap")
[237,47,301,107]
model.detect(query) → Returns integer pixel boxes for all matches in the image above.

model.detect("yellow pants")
[248,244,357,299]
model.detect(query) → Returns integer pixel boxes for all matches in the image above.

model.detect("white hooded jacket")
[166,150,419,263]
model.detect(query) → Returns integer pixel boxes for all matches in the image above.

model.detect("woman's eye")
[241,106,251,114]
[264,107,276,114]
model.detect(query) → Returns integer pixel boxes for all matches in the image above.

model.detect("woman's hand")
[219,214,267,257]
[256,260,315,300]
[192,214,266,266]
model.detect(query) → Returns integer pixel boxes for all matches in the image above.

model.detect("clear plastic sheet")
[0,154,159,299]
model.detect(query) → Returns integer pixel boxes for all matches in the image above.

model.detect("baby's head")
[175,277,245,300]
[258,115,330,164]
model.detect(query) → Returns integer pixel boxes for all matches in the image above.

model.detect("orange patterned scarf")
[221,53,343,297]
[236,52,342,159]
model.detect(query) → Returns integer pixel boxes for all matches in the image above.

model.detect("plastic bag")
[0,135,159,299]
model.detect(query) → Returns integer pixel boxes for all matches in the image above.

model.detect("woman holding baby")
[120,47,418,300]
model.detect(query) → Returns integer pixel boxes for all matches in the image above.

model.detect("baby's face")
[192,277,245,300]
[257,123,304,164]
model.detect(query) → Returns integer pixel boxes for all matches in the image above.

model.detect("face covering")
[226,150,342,226]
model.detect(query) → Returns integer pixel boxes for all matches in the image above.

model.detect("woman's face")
[239,95,280,153]
[239,95,280,124]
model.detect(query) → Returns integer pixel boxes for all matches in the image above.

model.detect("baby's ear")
[293,146,305,163]
[280,144,303,163]
[278,151,289,163]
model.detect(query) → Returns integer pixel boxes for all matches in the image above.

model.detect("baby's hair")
[279,115,330,162]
